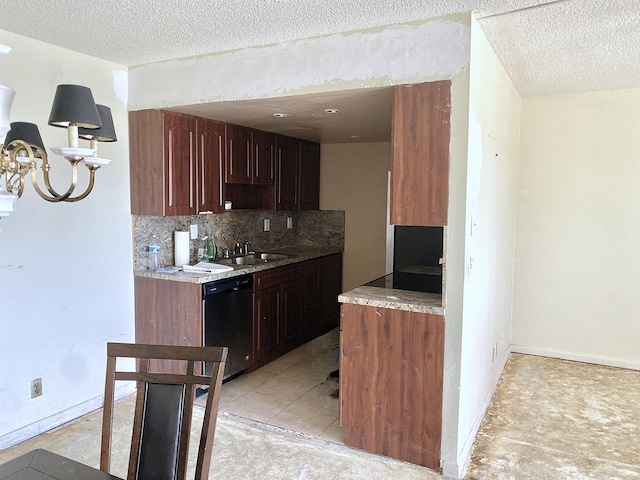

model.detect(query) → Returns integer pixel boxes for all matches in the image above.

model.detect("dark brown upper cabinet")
[274,136,321,211]
[225,126,275,186]
[197,118,226,213]
[130,109,320,215]
[252,130,276,186]
[129,110,225,216]
[298,140,321,211]
[225,124,253,184]
[390,81,451,226]
[275,134,300,211]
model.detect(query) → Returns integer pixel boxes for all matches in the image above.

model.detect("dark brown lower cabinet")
[254,284,282,366]
[282,277,304,350]
[134,277,202,373]
[252,253,342,369]
[134,254,343,374]
[318,253,342,335]
[340,303,444,471]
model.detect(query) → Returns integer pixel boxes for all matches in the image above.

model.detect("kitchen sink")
[251,252,290,261]
[216,252,291,266]
[216,257,267,266]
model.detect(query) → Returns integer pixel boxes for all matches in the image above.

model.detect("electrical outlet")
[190,224,198,239]
[263,218,270,232]
[286,217,293,229]
[30,378,42,398]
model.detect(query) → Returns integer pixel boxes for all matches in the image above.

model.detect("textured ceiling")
[1,0,638,97]
[1,0,638,143]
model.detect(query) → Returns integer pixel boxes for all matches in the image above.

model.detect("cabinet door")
[252,130,275,186]
[318,253,343,334]
[340,303,444,470]
[129,110,165,215]
[301,259,320,343]
[225,124,252,184]
[255,286,281,365]
[298,140,320,210]
[197,118,225,213]
[275,135,299,210]
[282,280,304,350]
[390,81,450,226]
[164,111,197,216]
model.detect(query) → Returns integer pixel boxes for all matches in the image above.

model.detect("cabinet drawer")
[283,263,303,282]
[254,268,284,291]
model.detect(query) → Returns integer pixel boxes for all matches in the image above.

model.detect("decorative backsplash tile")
[133,210,345,270]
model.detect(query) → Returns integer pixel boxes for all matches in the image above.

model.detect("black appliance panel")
[202,275,253,380]
[393,226,443,271]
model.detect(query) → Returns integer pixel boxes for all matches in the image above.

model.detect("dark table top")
[0,449,122,480]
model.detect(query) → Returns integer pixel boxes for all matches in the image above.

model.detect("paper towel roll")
[174,231,190,266]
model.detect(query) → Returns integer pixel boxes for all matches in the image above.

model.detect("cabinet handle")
[246,142,251,179]
[219,137,223,205]
[200,135,204,208]
[270,145,274,179]
[253,145,260,178]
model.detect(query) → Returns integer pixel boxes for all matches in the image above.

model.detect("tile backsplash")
[133,210,345,270]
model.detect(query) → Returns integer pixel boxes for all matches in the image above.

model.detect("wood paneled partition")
[340,303,444,470]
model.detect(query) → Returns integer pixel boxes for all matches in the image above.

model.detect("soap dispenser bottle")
[207,233,217,262]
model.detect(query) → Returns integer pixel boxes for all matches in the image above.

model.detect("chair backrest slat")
[115,371,211,385]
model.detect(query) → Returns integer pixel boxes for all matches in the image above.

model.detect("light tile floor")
[204,327,345,443]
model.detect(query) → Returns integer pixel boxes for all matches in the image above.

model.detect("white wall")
[512,88,640,370]
[448,18,521,477]
[319,143,390,292]
[0,31,133,447]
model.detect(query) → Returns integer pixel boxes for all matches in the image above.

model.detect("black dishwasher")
[202,274,253,381]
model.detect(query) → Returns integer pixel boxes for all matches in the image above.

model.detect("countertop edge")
[133,246,343,284]
[339,286,444,315]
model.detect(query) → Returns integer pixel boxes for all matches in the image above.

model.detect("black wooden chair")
[100,343,227,480]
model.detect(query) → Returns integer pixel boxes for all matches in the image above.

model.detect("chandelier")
[0,45,117,217]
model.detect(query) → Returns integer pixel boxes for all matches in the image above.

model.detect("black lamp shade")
[48,84,102,129]
[4,122,46,152]
[79,105,117,142]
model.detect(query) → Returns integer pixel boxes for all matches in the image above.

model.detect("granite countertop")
[134,245,343,284]
[339,285,444,315]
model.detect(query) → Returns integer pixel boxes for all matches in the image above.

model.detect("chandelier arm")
[28,158,78,202]
[37,155,77,200]
[60,165,98,202]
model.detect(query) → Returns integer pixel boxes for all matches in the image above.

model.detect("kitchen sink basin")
[216,252,291,266]
[251,252,290,261]
[217,256,267,266]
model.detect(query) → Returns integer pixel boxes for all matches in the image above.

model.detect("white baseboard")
[0,383,135,450]
[511,345,640,371]
[441,346,512,479]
